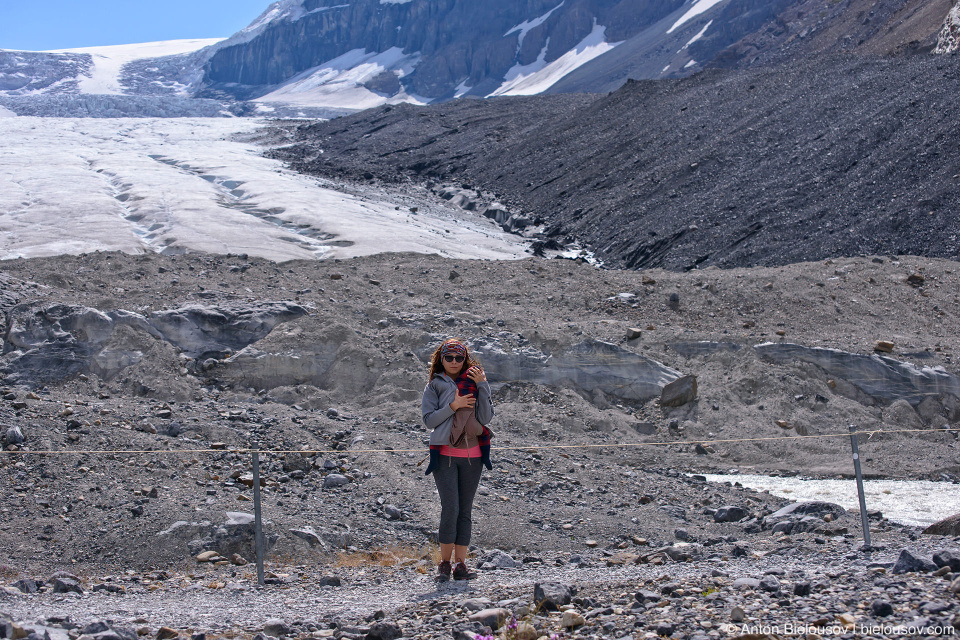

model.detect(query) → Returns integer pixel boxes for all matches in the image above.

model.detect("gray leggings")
[433,455,484,546]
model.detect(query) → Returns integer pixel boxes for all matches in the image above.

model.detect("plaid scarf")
[455,371,478,401]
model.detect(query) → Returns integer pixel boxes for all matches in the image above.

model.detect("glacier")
[0,118,529,262]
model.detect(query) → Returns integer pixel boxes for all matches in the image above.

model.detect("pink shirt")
[439,444,481,458]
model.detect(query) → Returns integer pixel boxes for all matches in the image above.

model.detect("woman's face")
[441,351,465,377]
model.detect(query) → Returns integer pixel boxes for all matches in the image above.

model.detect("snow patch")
[667,0,727,34]
[241,0,309,35]
[490,22,621,97]
[453,80,473,98]
[257,47,424,110]
[0,105,16,117]
[684,59,697,69]
[681,20,712,50]
[505,2,564,49]
[380,0,413,4]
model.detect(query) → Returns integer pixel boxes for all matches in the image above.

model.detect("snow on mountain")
[490,22,621,97]
[198,0,690,108]
[2,0,954,114]
[667,0,728,34]
[256,47,426,110]
[505,2,565,50]
[47,39,223,96]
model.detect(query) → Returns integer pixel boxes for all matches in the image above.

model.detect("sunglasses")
[443,355,465,363]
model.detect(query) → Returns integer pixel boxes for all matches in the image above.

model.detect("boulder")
[50,577,83,594]
[0,302,306,386]
[759,575,781,592]
[754,343,960,407]
[660,375,697,407]
[467,609,511,630]
[12,579,39,594]
[923,513,960,536]
[533,582,574,611]
[560,611,585,628]
[481,549,519,569]
[732,577,760,589]
[82,624,138,640]
[932,549,960,571]
[713,505,749,523]
[471,338,683,404]
[3,426,24,446]
[664,544,702,561]
[290,527,322,546]
[459,598,493,612]
[281,453,311,474]
[936,2,960,54]
[323,474,351,488]
[147,303,307,359]
[892,549,938,574]
[365,621,402,640]
[765,501,846,525]
[261,621,290,637]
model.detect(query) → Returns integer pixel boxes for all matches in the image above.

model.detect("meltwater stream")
[701,474,960,528]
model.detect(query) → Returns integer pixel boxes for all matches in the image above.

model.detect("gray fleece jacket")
[422,373,494,447]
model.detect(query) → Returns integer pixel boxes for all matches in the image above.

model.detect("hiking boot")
[436,560,451,582]
[452,562,476,580]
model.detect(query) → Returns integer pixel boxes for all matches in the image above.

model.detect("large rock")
[763,501,847,532]
[660,374,697,407]
[157,512,279,559]
[468,609,511,631]
[754,343,960,409]
[146,302,307,359]
[932,549,960,571]
[1,304,157,383]
[472,338,683,403]
[533,582,574,611]
[50,577,83,594]
[262,620,290,637]
[3,426,24,446]
[480,549,520,569]
[79,622,138,640]
[713,505,749,523]
[936,2,960,54]
[1,301,306,385]
[923,512,960,536]
[892,549,938,574]
[366,621,402,640]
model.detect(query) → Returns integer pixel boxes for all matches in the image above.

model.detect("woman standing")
[422,339,494,581]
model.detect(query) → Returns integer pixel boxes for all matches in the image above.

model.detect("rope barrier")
[0,427,954,457]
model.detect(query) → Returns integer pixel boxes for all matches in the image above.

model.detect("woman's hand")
[466,365,487,383]
[450,389,477,411]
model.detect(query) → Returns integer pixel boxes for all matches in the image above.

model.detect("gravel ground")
[2,529,959,640]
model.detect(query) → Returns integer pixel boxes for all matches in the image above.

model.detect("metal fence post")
[848,425,872,550]
[252,449,265,586]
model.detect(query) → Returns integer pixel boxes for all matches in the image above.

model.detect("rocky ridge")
[269,52,960,271]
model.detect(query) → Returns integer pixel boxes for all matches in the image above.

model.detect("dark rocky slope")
[271,53,960,270]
